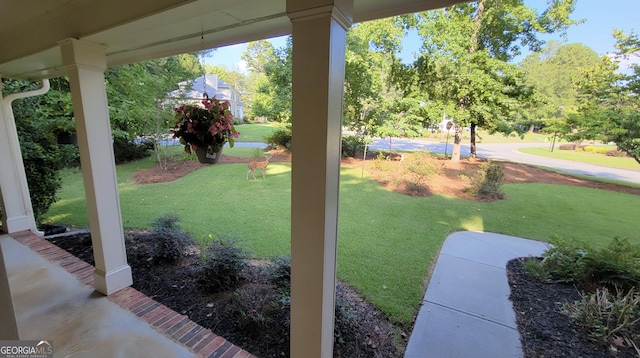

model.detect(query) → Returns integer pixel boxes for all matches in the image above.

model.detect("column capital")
[287,1,353,30]
[59,38,107,72]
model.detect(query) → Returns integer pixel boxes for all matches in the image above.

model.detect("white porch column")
[59,39,132,295]
[0,236,19,339]
[0,79,49,234]
[287,1,352,357]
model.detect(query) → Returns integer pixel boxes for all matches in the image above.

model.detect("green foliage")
[57,145,80,169]
[2,79,63,224]
[524,237,586,283]
[251,38,292,123]
[567,41,640,165]
[199,237,250,293]
[112,138,153,164]
[20,139,62,223]
[343,23,386,132]
[373,151,392,171]
[106,55,198,139]
[583,238,640,291]
[268,255,291,291]
[341,134,369,158]
[563,287,640,347]
[334,294,355,346]
[468,161,506,199]
[264,128,292,150]
[375,97,433,142]
[149,214,196,264]
[525,237,640,290]
[520,42,600,128]
[391,1,580,158]
[242,40,276,74]
[405,151,443,193]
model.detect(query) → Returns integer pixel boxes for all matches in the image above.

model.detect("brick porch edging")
[10,230,256,358]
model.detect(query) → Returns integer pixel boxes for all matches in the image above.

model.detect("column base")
[6,215,38,235]
[93,265,133,295]
[0,235,19,339]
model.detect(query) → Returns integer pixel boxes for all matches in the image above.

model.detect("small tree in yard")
[468,161,506,199]
[405,151,444,193]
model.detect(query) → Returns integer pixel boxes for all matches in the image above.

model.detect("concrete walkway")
[404,231,548,358]
[1,231,254,358]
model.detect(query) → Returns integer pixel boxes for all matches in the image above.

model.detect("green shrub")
[404,151,443,194]
[334,294,355,346]
[583,238,640,291]
[57,144,80,169]
[468,161,505,199]
[341,134,369,158]
[563,287,640,347]
[264,128,292,150]
[530,237,587,283]
[20,138,62,224]
[199,237,250,293]
[112,137,153,164]
[149,214,196,264]
[373,151,391,171]
[525,237,640,290]
[268,255,291,290]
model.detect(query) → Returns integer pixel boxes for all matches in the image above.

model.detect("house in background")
[168,74,244,119]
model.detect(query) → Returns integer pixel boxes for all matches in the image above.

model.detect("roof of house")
[168,74,231,101]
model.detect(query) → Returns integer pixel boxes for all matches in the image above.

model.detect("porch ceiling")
[0,0,461,81]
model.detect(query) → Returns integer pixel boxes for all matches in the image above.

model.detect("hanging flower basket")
[195,145,223,164]
[172,96,240,164]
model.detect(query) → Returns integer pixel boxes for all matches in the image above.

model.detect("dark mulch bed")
[507,258,638,357]
[47,230,402,358]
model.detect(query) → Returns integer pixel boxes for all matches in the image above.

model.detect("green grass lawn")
[43,152,640,326]
[234,123,282,142]
[519,147,639,170]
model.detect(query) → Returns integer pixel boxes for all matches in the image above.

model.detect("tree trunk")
[463,0,484,161]
[470,123,477,158]
[451,125,462,162]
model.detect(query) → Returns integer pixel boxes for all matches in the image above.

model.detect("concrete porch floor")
[1,231,254,358]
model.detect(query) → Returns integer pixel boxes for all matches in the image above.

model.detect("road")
[368,138,640,185]
[159,136,640,184]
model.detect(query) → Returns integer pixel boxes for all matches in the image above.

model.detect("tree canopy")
[565,31,640,164]
[391,0,580,160]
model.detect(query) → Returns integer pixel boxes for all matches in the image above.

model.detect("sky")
[205,0,640,72]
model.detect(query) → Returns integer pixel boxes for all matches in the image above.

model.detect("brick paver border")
[10,230,255,358]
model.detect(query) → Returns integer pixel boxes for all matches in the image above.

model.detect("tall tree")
[569,31,640,164]
[520,42,600,131]
[242,40,276,74]
[106,54,198,138]
[395,0,580,161]
[251,37,292,122]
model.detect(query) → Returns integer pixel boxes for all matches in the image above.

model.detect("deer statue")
[246,156,270,180]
